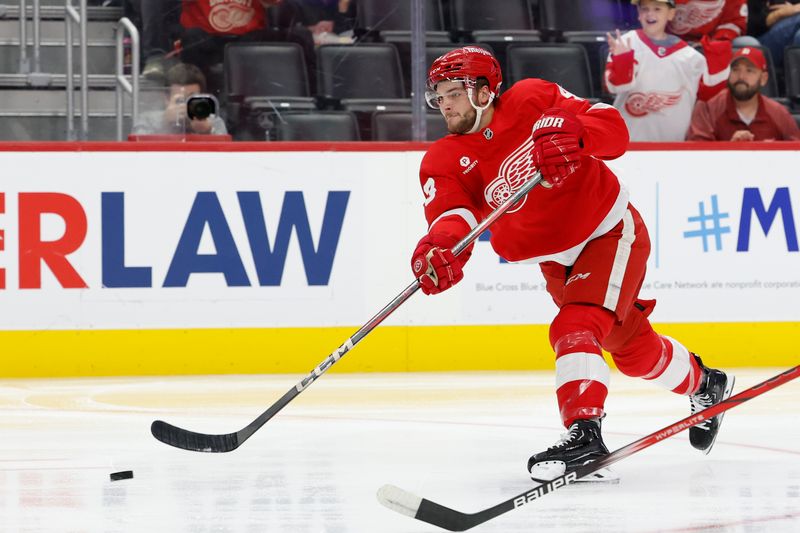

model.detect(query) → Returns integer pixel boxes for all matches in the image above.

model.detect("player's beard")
[728,79,760,102]
[444,107,477,134]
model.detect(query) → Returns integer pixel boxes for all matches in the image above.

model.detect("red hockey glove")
[531,107,585,188]
[411,233,467,295]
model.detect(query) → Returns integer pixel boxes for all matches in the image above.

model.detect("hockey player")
[605,0,731,141]
[410,46,735,483]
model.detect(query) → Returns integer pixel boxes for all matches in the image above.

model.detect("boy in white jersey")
[605,0,731,141]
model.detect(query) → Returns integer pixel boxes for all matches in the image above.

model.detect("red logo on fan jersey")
[209,3,256,33]
[624,92,683,117]
[669,0,724,36]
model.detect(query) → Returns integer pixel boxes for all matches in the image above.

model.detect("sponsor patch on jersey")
[462,159,478,175]
[483,128,494,140]
[460,156,471,167]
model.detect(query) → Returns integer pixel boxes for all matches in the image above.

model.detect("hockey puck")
[109,470,134,481]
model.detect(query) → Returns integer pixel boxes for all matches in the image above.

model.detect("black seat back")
[317,44,406,100]
[275,111,360,141]
[372,112,451,141]
[784,46,800,104]
[539,0,620,34]
[356,0,444,34]
[224,42,310,98]
[507,44,594,98]
[451,0,535,33]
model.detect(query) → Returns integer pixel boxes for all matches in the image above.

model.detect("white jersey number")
[422,177,437,206]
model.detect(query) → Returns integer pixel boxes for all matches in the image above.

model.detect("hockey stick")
[378,364,800,531]
[150,172,543,452]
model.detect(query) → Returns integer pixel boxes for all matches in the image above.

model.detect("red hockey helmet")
[426,46,503,109]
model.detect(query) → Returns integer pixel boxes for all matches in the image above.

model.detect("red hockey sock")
[550,304,615,427]
[607,316,704,395]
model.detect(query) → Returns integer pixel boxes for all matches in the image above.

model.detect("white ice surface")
[0,369,797,532]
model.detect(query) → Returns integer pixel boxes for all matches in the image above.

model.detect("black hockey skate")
[527,418,618,483]
[689,356,735,454]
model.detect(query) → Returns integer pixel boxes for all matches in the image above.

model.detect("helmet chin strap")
[466,87,495,134]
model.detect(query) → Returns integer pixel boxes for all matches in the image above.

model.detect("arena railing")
[114,16,139,141]
[65,0,88,140]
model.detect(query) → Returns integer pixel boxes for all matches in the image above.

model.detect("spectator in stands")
[605,0,731,141]
[123,0,182,82]
[131,63,228,135]
[178,0,316,95]
[289,0,356,45]
[668,0,748,43]
[747,1,800,67]
[687,46,800,139]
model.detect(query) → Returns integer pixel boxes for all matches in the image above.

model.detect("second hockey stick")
[378,364,800,531]
[151,172,543,452]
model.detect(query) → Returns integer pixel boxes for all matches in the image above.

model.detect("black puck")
[110,470,134,481]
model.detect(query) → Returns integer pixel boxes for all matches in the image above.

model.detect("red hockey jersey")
[419,78,630,264]
[668,0,747,42]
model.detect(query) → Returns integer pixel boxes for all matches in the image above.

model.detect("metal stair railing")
[18,0,52,86]
[114,17,139,141]
[65,0,88,140]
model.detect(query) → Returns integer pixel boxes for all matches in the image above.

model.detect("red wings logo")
[624,92,683,117]
[484,136,536,212]
[669,0,724,35]
[209,2,255,33]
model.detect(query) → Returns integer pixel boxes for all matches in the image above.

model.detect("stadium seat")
[317,43,409,110]
[224,42,315,105]
[539,0,622,98]
[506,43,595,99]
[784,46,800,108]
[224,42,316,140]
[371,111,450,141]
[317,43,411,140]
[450,0,540,40]
[450,0,540,84]
[355,0,446,39]
[381,32,453,97]
[538,0,621,37]
[274,111,360,141]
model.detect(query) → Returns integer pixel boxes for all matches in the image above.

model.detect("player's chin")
[446,115,471,135]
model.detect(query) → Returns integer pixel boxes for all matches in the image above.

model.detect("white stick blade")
[376,484,423,517]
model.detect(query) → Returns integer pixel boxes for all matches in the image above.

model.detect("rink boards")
[0,142,798,376]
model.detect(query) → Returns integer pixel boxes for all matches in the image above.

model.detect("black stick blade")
[150,420,240,453]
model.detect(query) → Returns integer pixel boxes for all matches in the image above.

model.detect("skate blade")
[702,374,736,456]
[531,466,620,484]
[576,467,620,484]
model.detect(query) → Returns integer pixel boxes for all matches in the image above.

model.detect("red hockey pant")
[540,205,704,427]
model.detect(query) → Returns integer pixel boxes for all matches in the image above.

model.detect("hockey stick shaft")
[378,364,800,531]
[151,172,543,452]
